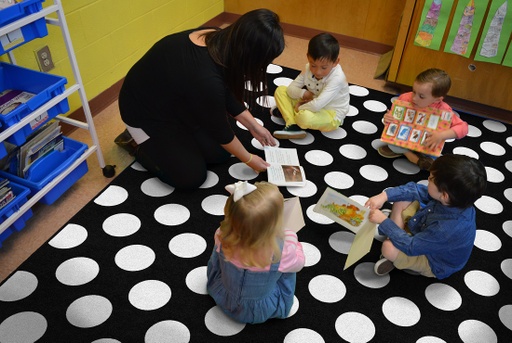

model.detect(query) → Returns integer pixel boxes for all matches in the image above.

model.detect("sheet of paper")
[283,197,305,232]
[343,220,377,270]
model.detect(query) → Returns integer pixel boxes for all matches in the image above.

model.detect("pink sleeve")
[278,230,305,273]
[449,113,468,139]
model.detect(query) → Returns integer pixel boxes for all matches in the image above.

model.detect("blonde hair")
[219,182,284,268]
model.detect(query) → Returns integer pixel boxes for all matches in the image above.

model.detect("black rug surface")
[1,65,511,343]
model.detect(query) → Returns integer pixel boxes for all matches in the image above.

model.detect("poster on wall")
[414,0,455,50]
[444,0,489,57]
[474,0,512,64]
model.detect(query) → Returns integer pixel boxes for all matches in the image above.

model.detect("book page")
[267,165,305,187]
[264,147,300,165]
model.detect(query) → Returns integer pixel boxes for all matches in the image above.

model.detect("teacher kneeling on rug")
[116,9,282,189]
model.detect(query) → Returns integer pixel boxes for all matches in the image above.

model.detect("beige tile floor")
[0,34,397,283]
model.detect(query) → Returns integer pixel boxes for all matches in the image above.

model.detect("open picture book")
[380,99,454,157]
[264,147,306,187]
[313,187,377,270]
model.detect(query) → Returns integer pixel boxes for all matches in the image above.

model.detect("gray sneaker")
[273,124,307,139]
[374,257,395,276]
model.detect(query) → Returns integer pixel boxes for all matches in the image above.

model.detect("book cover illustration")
[380,99,453,157]
[313,187,376,270]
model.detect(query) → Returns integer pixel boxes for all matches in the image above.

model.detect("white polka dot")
[305,150,333,166]
[482,119,507,133]
[237,118,264,131]
[102,213,141,237]
[267,64,283,74]
[302,242,321,267]
[466,125,482,138]
[350,195,369,207]
[474,230,502,252]
[141,177,174,197]
[321,127,347,139]
[204,306,245,336]
[352,120,378,134]
[308,274,346,303]
[131,161,147,171]
[360,164,388,182]
[339,144,367,160]
[286,180,317,198]
[390,96,398,103]
[507,136,512,147]
[458,319,497,343]
[347,105,359,117]
[324,171,354,189]
[284,328,325,343]
[501,258,512,279]
[145,320,190,343]
[480,141,506,156]
[271,115,286,125]
[349,85,369,97]
[485,166,505,183]
[202,194,228,215]
[252,137,279,150]
[186,266,208,295]
[256,95,275,108]
[66,295,112,328]
[306,204,335,224]
[94,185,128,206]
[228,162,259,181]
[452,147,479,159]
[169,233,207,258]
[363,100,387,112]
[287,295,299,318]
[393,158,421,174]
[91,339,121,343]
[154,204,190,225]
[424,283,462,311]
[504,220,512,238]
[504,188,512,203]
[354,262,390,288]
[371,138,386,150]
[382,297,420,327]
[474,195,503,214]
[0,271,38,301]
[335,312,375,343]
[56,257,99,286]
[115,245,155,271]
[129,280,171,311]
[329,231,354,254]
[417,337,446,343]
[464,270,500,296]
[499,304,512,331]
[199,171,219,189]
[0,311,47,342]
[273,77,293,86]
[48,223,87,249]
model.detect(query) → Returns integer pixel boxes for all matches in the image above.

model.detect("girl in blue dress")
[207,181,305,324]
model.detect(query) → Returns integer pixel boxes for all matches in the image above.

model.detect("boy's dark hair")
[307,33,340,62]
[205,9,284,104]
[415,68,451,98]
[430,154,487,208]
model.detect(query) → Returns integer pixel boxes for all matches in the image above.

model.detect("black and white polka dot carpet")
[1,65,511,343]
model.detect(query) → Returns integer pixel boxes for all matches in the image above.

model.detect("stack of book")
[0,178,15,210]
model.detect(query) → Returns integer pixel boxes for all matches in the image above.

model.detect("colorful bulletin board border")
[414,0,456,50]
[380,100,454,156]
[474,0,512,64]
[444,0,489,57]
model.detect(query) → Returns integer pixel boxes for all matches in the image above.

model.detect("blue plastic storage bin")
[0,0,48,54]
[0,136,88,205]
[0,62,69,149]
[0,180,33,247]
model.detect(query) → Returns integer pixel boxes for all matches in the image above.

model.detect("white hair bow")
[225,181,257,202]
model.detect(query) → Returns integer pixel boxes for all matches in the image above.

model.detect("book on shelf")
[0,89,35,116]
[313,187,376,270]
[380,99,454,157]
[264,146,306,187]
[0,0,18,10]
[0,178,15,210]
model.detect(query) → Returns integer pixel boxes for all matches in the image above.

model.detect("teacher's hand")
[246,154,270,173]
[251,124,276,146]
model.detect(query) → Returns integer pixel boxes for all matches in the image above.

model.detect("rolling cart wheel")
[102,165,116,178]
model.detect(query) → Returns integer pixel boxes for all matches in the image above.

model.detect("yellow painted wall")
[2,0,223,113]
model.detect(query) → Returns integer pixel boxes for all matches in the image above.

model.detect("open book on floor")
[264,147,306,187]
[314,187,377,270]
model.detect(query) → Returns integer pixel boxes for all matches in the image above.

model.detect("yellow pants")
[274,86,341,132]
